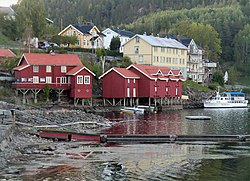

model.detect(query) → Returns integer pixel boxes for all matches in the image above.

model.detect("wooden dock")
[35,131,250,144]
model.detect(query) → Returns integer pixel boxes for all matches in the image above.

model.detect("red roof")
[99,67,140,79]
[66,66,95,76]
[127,64,172,79]
[0,49,15,57]
[19,53,83,66]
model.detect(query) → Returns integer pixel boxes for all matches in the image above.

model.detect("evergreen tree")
[110,37,121,52]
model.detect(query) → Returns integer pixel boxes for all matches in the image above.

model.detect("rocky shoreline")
[0,101,113,176]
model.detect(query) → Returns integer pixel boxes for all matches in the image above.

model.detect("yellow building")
[123,34,188,78]
[58,23,105,49]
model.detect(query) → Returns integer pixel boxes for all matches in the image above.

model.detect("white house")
[102,27,135,53]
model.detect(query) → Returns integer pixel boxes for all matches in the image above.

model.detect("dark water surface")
[2,108,250,181]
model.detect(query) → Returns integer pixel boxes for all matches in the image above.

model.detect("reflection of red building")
[99,64,184,106]
[12,53,95,105]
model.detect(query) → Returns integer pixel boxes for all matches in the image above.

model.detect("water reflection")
[103,108,249,135]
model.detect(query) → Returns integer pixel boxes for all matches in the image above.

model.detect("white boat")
[204,91,248,108]
[120,106,145,114]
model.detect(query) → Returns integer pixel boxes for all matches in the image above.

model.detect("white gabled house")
[102,27,135,53]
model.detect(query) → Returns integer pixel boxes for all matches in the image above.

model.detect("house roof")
[0,49,16,57]
[18,53,83,66]
[66,66,96,76]
[127,64,184,81]
[127,64,172,79]
[58,24,105,37]
[130,35,187,49]
[99,67,140,79]
[110,28,135,38]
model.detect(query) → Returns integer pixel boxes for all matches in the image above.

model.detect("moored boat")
[204,91,248,108]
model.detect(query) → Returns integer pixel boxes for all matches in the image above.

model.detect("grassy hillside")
[0,32,20,47]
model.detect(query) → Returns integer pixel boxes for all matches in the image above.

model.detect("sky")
[0,0,18,7]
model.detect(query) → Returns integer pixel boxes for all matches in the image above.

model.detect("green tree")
[170,21,222,60]
[233,24,250,76]
[16,0,46,39]
[0,14,17,41]
[119,56,132,68]
[228,67,237,85]
[110,36,121,52]
[212,70,224,86]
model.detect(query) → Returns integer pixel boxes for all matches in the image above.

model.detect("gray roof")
[137,35,187,49]
[110,28,135,38]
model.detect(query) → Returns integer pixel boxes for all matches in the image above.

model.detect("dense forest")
[1,0,250,81]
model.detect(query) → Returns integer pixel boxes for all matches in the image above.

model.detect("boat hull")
[204,101,248,108]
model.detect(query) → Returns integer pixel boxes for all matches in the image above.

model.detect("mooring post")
[10,109,15,127]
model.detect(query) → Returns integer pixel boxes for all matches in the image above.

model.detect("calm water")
[2,108,250,181]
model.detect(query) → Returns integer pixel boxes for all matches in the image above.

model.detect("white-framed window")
[176,88,178,95]
[133,79,136,83]
[60,76,67,84]
[154,47,158,52]
[33,76,39,83]
[68,77,71,84]
[77,75,83,84]
[128,79,130,84]
[46,65,51,73]
[161,47,165,53]
[46,76,52,83]
[155,87,157,92]
[61,66,67,73]
[136,37,140,43]
[139,55,143,62]
[127,88,130,97]
[166,87,168,92]
[133,88,136,97]
[75,40,80,46]
[84,75,90,84]
[33,65,39,73]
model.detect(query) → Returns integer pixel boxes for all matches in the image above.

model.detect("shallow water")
[1,108,250,180]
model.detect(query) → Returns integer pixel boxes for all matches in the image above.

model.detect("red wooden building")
[0,49,15,62]
[12,53,95,105]
[99,64,184,107]
[99,67,140,106]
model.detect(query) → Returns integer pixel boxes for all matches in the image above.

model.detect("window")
[161,47,165,53]
[134,46,139,54]
[128,79,130,84]
[154,47,158,52]
[46,76,52,83]
[33,76,39,83]
[46,66,51,73]
[73,31,76,36]
[139,55,143,62]
[136,37,140,43]
[77,75,83,84]
[84,76,90,84]
[68,77,71,84]
[61,66,67,73]
[75,40,80,46]
[133,79,136,83]
[61,77,67,84]
[33,65,39,73]
[127,88,130,97]
[133,88,136,97]
[83,40,87,46]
